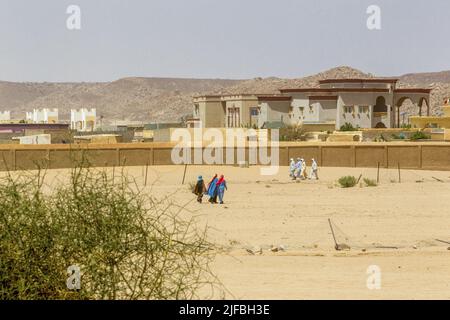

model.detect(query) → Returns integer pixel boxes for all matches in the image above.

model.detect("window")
[194,104,199,116]
[344,106,354,114]
[250,107,259,116]
[227,107,240,127]
[288,106,294,118]
[299,107,304,116]
[359,106,369,114]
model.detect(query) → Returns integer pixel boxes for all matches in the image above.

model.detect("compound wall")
[0,142,449,171]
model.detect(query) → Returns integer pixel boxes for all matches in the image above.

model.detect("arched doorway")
[374,96,387,112]
[419,97,430,116]
[395,97,429,128]
[372,96,388,128]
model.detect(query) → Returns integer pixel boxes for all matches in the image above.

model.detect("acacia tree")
[0,166,220,300]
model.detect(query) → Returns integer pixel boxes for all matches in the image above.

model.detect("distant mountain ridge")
[1,66,449,123]
[400,70,450,85]
[0,78,243,123]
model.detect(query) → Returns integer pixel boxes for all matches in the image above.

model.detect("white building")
[13,134,51,145]
[71,108,97,132]
[26,108,59,124]
[0,111,11,121]
[194,78,432,130]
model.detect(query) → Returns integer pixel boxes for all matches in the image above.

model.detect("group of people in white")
[289,158,319,180]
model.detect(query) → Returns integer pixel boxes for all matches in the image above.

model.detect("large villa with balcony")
[190,78,431,130]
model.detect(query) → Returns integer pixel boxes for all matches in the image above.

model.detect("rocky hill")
[400,70,450,85]
[210,66,375,95]
[1,66,449,123]
[0,78,242,123]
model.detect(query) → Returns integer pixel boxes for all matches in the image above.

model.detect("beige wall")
[410,116,450,129]
[443,106,450,117]
[258,100,291,125]
[302,123,336,133]
[309,100,338,123]
[1,142,450,171]
[206,101,225,128]
[194,98,225,128]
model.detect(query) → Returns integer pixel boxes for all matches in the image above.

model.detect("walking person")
[193,175,207,203]
[293,158,302,180]
[216,175,227,204]
[289,158,296,178]
[309,158,319,180]
[207,174,218,203]
[300,158,307,180]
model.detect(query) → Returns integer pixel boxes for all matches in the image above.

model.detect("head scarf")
[209,174,218,185]
[216,175,225,186]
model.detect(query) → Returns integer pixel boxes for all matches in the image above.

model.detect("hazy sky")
[1,0,449,82]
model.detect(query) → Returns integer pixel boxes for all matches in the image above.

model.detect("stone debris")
[246,246,263,255]
[270,244,287,252]
[335,243,351,251]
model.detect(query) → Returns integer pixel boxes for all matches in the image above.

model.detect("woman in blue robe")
[207,174,218,203]
[216,175,227,204]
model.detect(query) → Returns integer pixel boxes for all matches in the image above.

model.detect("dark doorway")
[373,96,387,113]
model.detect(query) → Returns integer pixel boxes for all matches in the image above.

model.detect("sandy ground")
[7,165,450,299]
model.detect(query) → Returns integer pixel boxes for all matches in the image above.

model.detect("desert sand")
[9,165,450,299]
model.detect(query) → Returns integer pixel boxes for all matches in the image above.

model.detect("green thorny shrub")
[363,178,378,187]
[0,166,219,300]
[410,131,431,141]
[338,176,357,188]
[280,124,304,141]
[339,123,359,132]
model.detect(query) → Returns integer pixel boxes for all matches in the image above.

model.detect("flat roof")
[409,116,447,119]
[0,123,69,129]
[193,95,222,99]
[279,88,390,93]
[394,88,432,94]
[0,123,68,126]
[319,78,399,84]
[12,134,51,139]
[257,95,292,101]
[279,87,432,94]
[194,93,277,99]
[144,123,184,130]
[74,134,121,139]
[309,95,339,100]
